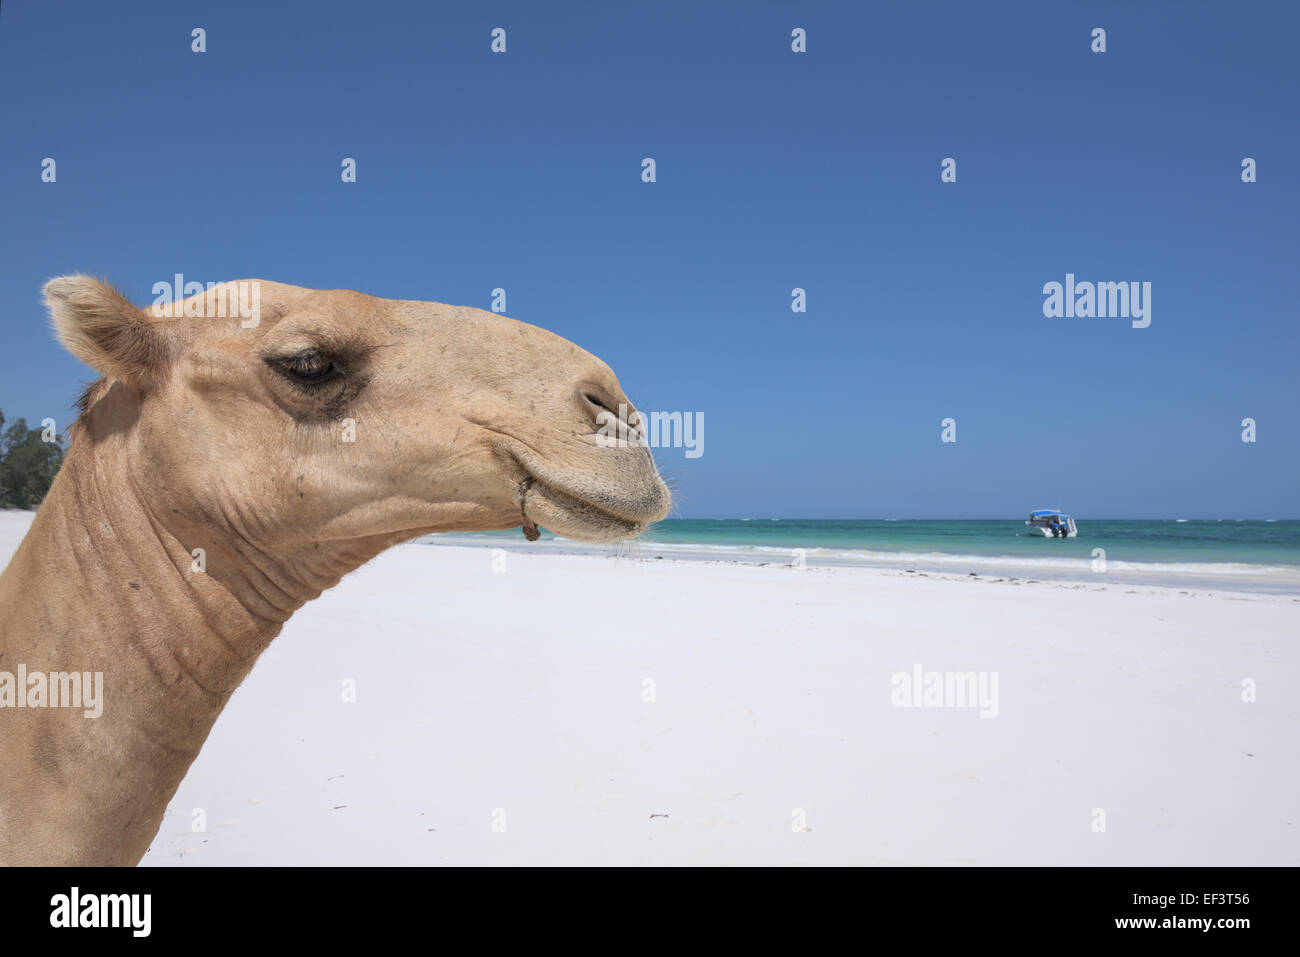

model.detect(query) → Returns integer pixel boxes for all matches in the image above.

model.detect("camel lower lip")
[517,474,645,543]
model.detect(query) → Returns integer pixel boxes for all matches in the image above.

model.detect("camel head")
[42,276,671,560]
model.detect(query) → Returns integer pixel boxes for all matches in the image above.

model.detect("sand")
[1,509,1296,865]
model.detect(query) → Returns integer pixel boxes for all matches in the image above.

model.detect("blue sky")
[1,1,1296,518]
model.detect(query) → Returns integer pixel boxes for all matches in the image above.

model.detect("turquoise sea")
[427,519,1300,595]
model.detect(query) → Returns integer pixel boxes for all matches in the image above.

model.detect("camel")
[0,276,670,865]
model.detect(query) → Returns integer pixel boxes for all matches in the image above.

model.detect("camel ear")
[44,276,167,389]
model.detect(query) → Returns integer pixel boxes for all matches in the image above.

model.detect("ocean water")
[643,518,1300,567]
[424,519,1300,595]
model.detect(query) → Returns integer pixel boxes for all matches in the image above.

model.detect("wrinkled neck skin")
[0,415,399,866]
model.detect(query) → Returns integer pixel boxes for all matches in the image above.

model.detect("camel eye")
[273,350,339,385]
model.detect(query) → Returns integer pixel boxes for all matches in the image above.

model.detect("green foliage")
[0,409,66,508]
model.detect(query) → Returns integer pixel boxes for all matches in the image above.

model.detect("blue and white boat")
[1025,509,1077,538]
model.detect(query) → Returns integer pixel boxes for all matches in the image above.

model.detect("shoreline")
[2,510,1296,598]
[418,533,1300,600]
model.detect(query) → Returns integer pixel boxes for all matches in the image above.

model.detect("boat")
[1025,509,1077,538]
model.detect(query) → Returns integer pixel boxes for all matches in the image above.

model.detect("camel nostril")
[583,391,621,418]
[581,388,641,435]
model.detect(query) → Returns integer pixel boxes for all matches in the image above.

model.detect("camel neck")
[0,425,389,864]
[0,438,295,862]
[4,439,284,737]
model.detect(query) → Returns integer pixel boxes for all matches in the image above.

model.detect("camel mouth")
[515,473,651,544]
[491,434,671,544]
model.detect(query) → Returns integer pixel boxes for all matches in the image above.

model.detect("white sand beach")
[1,510,1296,866]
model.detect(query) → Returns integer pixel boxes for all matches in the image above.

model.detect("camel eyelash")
[268,349,345,388]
